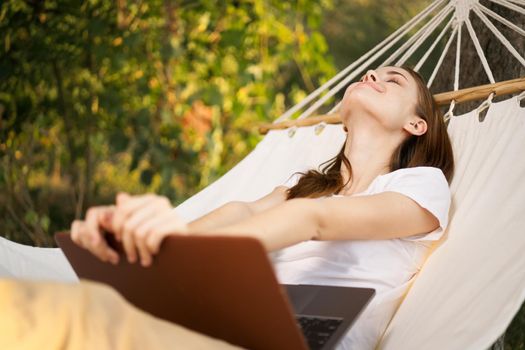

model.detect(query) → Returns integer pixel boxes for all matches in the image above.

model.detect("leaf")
[109,129,129,153]
[220,29,244,47]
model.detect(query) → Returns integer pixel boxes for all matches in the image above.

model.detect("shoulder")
[378,166,450,203]
[384,166,447,180]
[380,166,449,191]
[378,166,451,235]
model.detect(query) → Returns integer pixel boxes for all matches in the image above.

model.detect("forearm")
[203,198,320,252]
[186,201,253,232]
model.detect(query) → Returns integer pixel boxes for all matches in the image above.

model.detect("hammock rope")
[414,16,455,71]
[465,18,495,83]
[297,3,453,122]
[473,5,525,67]
[267,0,525,134]
[326,3,454,116]
[427,22,459,87]
[394,5,455,66]
[273,0,448,123]
[478,2,525,36]
[454,21,462,91]
[489,0,525,15]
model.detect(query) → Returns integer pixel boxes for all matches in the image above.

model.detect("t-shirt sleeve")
[381,167,451,242]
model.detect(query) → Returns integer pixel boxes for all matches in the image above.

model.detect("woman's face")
[340,66,423,134]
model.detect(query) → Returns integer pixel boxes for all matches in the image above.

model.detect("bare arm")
[70,187,290,266]
[186,186,289,232]
[71,188,439,265]
[205,192,439,251]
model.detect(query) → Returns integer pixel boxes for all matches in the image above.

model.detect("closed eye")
[387,78,400,85]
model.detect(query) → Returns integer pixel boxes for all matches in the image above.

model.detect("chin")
[341,89,375,115]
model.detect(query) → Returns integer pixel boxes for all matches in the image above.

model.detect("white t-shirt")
[272,166,451,350]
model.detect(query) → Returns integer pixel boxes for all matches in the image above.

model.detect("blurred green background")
[0,0,523,347]
[0,0,428,245]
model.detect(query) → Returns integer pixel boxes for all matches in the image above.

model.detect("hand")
[70,205,119,265]
[111,192,188,267]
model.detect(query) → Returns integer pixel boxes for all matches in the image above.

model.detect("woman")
[71,65,454,349]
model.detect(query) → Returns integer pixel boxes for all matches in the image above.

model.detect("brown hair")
[286,65,454,200]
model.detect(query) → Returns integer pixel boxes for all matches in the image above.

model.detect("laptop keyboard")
[296,315,343,350]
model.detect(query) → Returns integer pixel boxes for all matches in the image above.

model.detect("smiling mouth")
[356,81,385,93]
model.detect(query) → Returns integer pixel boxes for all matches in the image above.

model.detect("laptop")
[55,232,374,350]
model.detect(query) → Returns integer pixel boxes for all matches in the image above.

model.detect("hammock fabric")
[1,96,524,349]
[379,96,525,349]
[180,95,525,349]
[2,0,525,348]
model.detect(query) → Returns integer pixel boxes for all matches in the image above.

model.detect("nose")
[362,70,378,82]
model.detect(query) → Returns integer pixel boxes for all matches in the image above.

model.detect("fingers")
[121,226,138,264]
[144,210,189,258]
[72,193,187,268]
[70,209,119,265]
[111,193,157,241]
[115,193,174,266]
[84,207,103,244]
[133,210,177,266]
[127,202,187,267]
[99,205,115,232]
[71,220,91,248]
[123,205,166,266]
[145,230,171,262]
[121,203,162,239]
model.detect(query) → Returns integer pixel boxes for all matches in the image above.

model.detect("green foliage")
[1,0,522,346]
[0,0,335,245]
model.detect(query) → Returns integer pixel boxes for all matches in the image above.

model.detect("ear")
[403,117,427,136]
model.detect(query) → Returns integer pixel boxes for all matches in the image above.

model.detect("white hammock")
[2,96,524,349]
[379,95,525,349]
[1,0,524,348]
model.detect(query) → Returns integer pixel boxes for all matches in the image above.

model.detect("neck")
[339,120,403,195]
